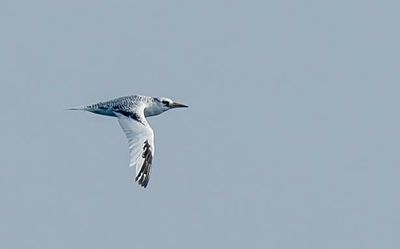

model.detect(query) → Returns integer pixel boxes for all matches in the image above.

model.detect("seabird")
[69,95,188,188]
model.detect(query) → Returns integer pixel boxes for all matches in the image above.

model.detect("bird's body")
[70,95,188,188]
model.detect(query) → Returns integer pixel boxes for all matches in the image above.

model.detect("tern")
[69,95,188,188]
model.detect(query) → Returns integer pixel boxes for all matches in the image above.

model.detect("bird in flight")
[69,95,188,188]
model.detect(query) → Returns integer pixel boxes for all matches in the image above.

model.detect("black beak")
[170,102,189,108]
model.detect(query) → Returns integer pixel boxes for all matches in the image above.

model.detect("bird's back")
[84,95,153,117]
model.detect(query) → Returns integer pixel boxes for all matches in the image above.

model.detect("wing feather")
[115,110,154,188]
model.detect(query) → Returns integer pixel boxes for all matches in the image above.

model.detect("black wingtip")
[135,173,150,188]
[135,140,153,188]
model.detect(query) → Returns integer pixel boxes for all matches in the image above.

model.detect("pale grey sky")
[1,1,399,248]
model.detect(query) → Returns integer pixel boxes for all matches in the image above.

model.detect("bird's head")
[145,97,188,117]
[156,97,188,111]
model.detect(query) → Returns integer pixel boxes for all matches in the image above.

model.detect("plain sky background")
[0,1,399,248]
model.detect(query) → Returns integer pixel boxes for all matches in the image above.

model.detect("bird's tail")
[65,106,87,111]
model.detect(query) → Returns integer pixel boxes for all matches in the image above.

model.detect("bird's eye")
[162,100,170,106]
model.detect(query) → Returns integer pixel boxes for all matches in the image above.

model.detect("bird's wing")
[114,109,154,188]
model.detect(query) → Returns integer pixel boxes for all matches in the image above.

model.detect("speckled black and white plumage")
[86,95,153,111]
[82,95,154,119]
[69,94,188,188]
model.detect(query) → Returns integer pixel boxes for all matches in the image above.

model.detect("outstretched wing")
[115,110,155,188]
